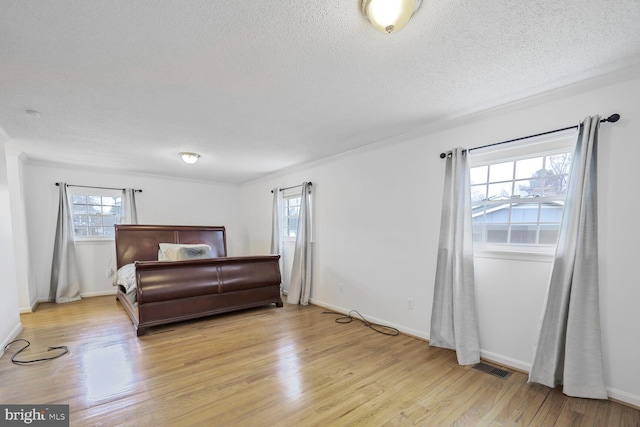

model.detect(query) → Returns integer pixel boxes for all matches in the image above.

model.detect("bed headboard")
[114,224,227,268]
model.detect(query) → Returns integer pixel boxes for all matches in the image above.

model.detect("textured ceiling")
[2,0,640,184]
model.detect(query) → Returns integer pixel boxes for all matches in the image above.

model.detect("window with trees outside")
[71,191,122,238]
[283,195,301,238]
[469,130,576,249]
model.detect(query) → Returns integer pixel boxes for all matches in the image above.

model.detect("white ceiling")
[2,1,640,184]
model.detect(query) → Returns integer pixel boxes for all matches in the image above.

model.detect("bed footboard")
[133,256,282,335]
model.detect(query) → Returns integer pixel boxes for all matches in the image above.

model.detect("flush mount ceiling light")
[361,0,421,34]
[179,152,200,164]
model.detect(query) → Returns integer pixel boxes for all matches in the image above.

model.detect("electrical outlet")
[408,298,414,310]
[106,268,114,278]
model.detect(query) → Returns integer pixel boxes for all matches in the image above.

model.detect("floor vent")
[473,362,511,379]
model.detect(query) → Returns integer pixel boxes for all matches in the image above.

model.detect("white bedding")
[114,263,137,295]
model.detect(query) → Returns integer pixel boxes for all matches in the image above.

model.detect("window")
[283,195,301,238]
[469,130,576,249]
[72,191,122,238]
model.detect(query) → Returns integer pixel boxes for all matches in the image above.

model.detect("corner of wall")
[0,322,24,360]
[4,144,37,309]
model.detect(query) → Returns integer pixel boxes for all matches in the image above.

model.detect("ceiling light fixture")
[179,152,200,164]
[361,0,421,34]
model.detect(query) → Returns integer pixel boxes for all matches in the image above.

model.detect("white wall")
[17,161,242,305]
[240,70,640,406]
[0,140,22,356]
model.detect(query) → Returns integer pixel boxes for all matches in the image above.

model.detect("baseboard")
[479,350,531,374]
[607,388,640,409]
[80,289,117,298]
[0,322,23,360]
[308,298,429,341]
[479,351,640,408]
[19,297,46,313]
[20,292,116,313]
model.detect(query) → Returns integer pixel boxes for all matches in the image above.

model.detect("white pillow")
[158,243,212,261]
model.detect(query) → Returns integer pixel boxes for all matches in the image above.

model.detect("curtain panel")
[270,188,284,276]
[270,188,282,255]
[121,188,138,224]
[430,148,480,365]
[49,183,81,303]
[528,116,607,399]
[287,182,313,306]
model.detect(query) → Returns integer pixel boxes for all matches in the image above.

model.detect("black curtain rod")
[270,182,312,193]
[439,113,621,159]
[55,183,143,192]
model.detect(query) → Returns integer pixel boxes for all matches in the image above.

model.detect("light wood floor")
[1,296,638,426]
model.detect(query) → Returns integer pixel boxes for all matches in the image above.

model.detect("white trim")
[23,155,241,188]
[469,129,576,165]
[75,236,116,244]
[19,297,46,313]
[479,349,531,373]
[80,290,117,298]
[308,298,429,341]
[0,322,23,359]
[474,247,555,262]
[607,388,640,409]
[67,186,121,197]
[242,62,640,188]
[20,292,117,312]
[282,187,303,198]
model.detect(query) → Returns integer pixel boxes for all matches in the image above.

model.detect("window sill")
[75,237,115,244]
[474,245,555,262]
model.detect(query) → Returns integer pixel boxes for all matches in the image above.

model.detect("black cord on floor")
[4,339,69,365]
[322,310,400,336]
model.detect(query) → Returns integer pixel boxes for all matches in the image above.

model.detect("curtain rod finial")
[606,113,620,123]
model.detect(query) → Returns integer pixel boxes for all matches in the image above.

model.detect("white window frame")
[70,187,122,241]
[282,189,302,241]
[468,129,577,259]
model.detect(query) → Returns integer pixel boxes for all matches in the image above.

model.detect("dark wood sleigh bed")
[114,224,283,335]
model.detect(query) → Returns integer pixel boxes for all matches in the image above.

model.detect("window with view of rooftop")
[469,130,575,248]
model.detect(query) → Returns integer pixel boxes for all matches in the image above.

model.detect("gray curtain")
[121,188,138,224]
[529,116,607,399]
[287,182,313,305]
[49,183,81,303]
[270,187,284,277]
[270,188,282,255]
[430,148,480,365]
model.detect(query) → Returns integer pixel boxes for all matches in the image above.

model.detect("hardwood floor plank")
[1,296,638,427]
[528,388,569,427]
